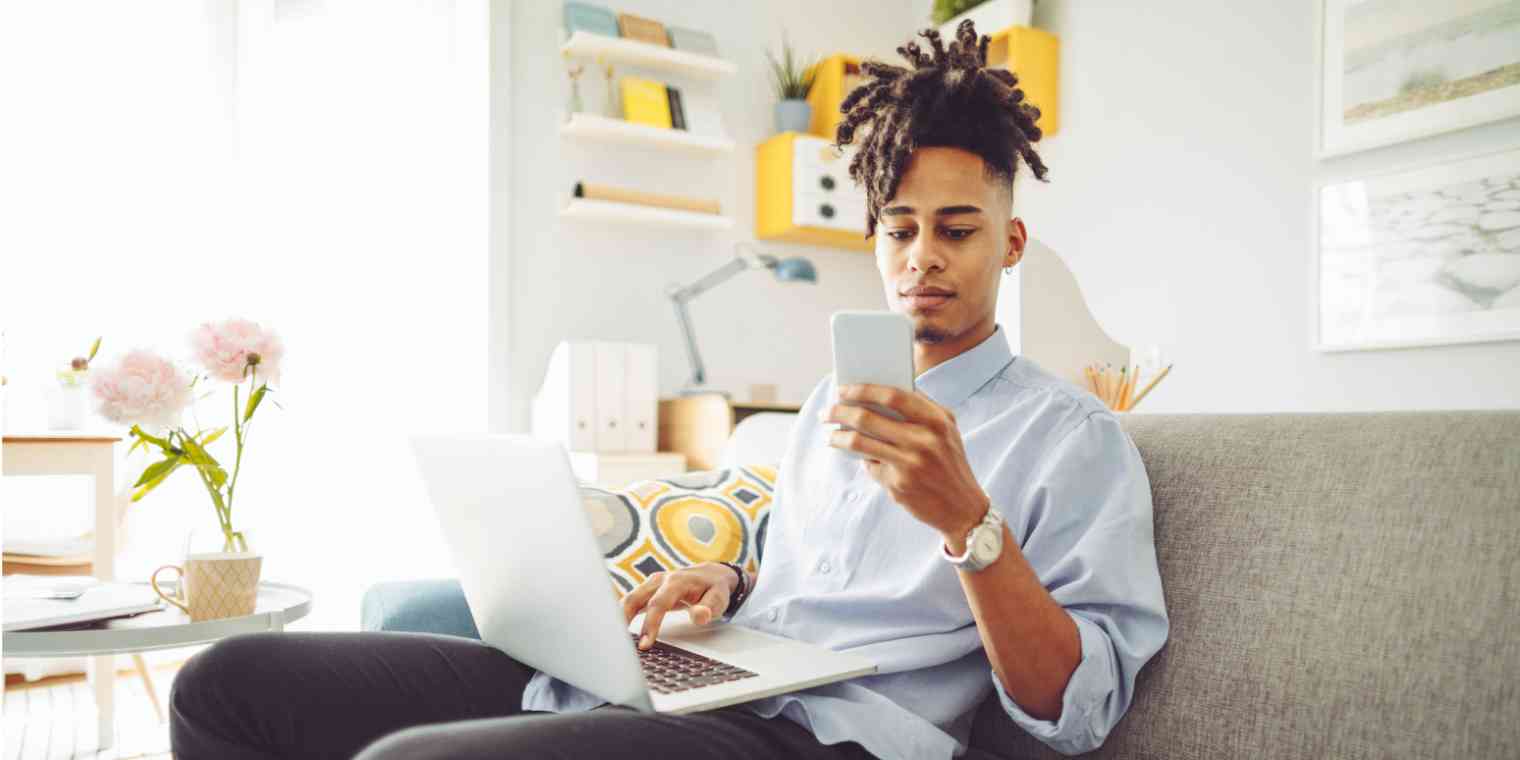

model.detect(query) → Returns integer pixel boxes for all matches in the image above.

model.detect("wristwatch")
[941,507,1005,572]
[719,561,750,617]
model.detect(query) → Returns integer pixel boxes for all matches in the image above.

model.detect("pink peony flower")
[90,350,193,427]
[190,319,283,384]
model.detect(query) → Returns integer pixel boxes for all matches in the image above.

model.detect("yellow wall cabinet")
[755,132,871,252]
[985,26,1059,136]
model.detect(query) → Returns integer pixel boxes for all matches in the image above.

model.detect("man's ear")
[1006,217,1027,268]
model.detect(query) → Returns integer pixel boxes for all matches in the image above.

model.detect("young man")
[170,21,1166,760]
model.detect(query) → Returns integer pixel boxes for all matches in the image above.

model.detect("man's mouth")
[900,285,955,311]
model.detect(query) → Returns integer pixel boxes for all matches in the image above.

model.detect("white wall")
[1019,0,1520,413]
[496,0,923,432]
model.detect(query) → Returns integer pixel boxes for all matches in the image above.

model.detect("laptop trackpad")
[650,615,787,657]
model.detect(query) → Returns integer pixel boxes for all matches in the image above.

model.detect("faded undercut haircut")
[834,19,1049,238]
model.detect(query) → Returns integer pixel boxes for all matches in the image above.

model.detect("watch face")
[972,529,1001,564]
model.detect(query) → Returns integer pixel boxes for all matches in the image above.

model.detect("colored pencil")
[1128,364,1172,410]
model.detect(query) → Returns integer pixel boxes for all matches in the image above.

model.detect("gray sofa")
[363,411,1520,758]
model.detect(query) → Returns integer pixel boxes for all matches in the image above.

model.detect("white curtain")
[1,0,489,633]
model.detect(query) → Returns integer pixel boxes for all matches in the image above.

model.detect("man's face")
[874,146,1025,346]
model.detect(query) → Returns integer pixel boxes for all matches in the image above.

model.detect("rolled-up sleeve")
[991,411,1169,756]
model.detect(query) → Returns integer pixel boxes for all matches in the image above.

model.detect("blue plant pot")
[775,99,812,134]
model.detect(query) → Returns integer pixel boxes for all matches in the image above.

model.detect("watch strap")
[719,561,749,617]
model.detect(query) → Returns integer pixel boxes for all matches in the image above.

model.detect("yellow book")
[621,77,672,129]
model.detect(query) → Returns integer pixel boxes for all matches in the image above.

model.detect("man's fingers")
[837,384,940,425]
[638,583,688,649]
[622,573,664,623]
[830,426,908,464]
[691,585,728,626]
[825,402,917,445]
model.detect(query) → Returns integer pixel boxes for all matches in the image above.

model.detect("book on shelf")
[574,182,721,215]
[667,86,687,131]
[616,12,669,47]
[667,26,718,56]
[564,2,619,38]
[621,77,672,129]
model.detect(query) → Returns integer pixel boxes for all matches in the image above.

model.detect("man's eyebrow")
[878,205,984,216]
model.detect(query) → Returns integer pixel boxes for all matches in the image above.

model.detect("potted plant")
[49,337,101,430]
[931,0,1034,39]
[766,36,818,134]
[90,318,283,620]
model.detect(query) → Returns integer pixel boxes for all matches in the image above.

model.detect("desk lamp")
[667,243,817,397]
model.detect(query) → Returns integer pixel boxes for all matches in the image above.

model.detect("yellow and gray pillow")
[580,466,777,593]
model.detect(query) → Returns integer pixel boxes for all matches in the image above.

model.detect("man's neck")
[913,317,997,377]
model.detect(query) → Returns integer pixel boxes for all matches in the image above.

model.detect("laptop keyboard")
[631,633,759,694]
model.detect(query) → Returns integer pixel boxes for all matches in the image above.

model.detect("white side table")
[4,582,313,749]
[2,433,120,744]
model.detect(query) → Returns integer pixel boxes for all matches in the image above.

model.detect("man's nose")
[907,236,946,273]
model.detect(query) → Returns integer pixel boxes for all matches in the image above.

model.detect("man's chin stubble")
[914,327,949,344]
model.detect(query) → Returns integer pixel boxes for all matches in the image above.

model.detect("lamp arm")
[671,295,705,387]
[668,256,750,304]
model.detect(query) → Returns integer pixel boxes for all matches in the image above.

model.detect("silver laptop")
[410,434,876,714]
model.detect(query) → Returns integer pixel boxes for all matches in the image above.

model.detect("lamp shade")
[773,257,817,283]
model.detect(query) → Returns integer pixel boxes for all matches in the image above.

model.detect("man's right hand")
[620,562,740,651]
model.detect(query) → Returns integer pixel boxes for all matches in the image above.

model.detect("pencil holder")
[1083,362,1172,412]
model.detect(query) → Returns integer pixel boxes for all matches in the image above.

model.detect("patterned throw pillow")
[580,466,777,594]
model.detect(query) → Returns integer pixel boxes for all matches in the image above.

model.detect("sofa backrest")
[972,411,1520,759]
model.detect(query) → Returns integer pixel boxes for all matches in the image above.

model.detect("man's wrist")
[942,497,992,554]
[718,562,749,617]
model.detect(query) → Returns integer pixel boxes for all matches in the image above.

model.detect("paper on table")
[3,578,161,631]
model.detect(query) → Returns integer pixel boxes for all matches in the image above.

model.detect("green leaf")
[130,425,175,455]
[134,455,182,488]
[87,337,101,362]
[198,427,228,447]
[179,433,228,488]
[131,458,183,502]
[244,384,270,422]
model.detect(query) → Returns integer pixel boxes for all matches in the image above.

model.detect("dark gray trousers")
[168,631,880,760]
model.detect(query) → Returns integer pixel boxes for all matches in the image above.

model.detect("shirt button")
[846,491,859,503]
[767,608,779,622]
[818,560,831,574]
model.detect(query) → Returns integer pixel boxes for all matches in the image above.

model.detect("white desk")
[2,433,121,748]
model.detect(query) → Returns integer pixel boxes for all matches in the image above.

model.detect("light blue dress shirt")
[523,326,1169,758]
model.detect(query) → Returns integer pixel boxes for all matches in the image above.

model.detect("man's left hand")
[824,384,990,544]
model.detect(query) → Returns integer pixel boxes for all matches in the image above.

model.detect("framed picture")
[1314,146,1520,351]
[1317,0,1520,158]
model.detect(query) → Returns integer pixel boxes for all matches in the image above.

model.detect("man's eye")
[943,228,976,241]
[886,229,914,241]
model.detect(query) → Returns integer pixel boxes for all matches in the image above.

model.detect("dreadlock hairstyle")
[835,19,1049,238]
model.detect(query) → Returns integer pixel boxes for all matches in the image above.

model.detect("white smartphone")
[830,311,915,456]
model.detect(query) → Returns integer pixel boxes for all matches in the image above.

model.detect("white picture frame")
[1312,146,1520,352]
[1316,0,1520,158]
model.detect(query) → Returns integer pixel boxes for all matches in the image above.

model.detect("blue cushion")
[360,579,480,640]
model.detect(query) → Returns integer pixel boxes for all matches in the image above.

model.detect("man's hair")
[835,20,1049,237]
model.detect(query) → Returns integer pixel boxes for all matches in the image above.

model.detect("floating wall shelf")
[560,113,734,156]
[560,30,737,80]
[560,199,733,231]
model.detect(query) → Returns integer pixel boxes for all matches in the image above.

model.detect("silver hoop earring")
[1003,266,1013,276]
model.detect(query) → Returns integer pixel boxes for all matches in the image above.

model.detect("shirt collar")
[914,325,1016,410]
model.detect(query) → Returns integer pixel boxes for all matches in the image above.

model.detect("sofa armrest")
[360,579,481,640]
